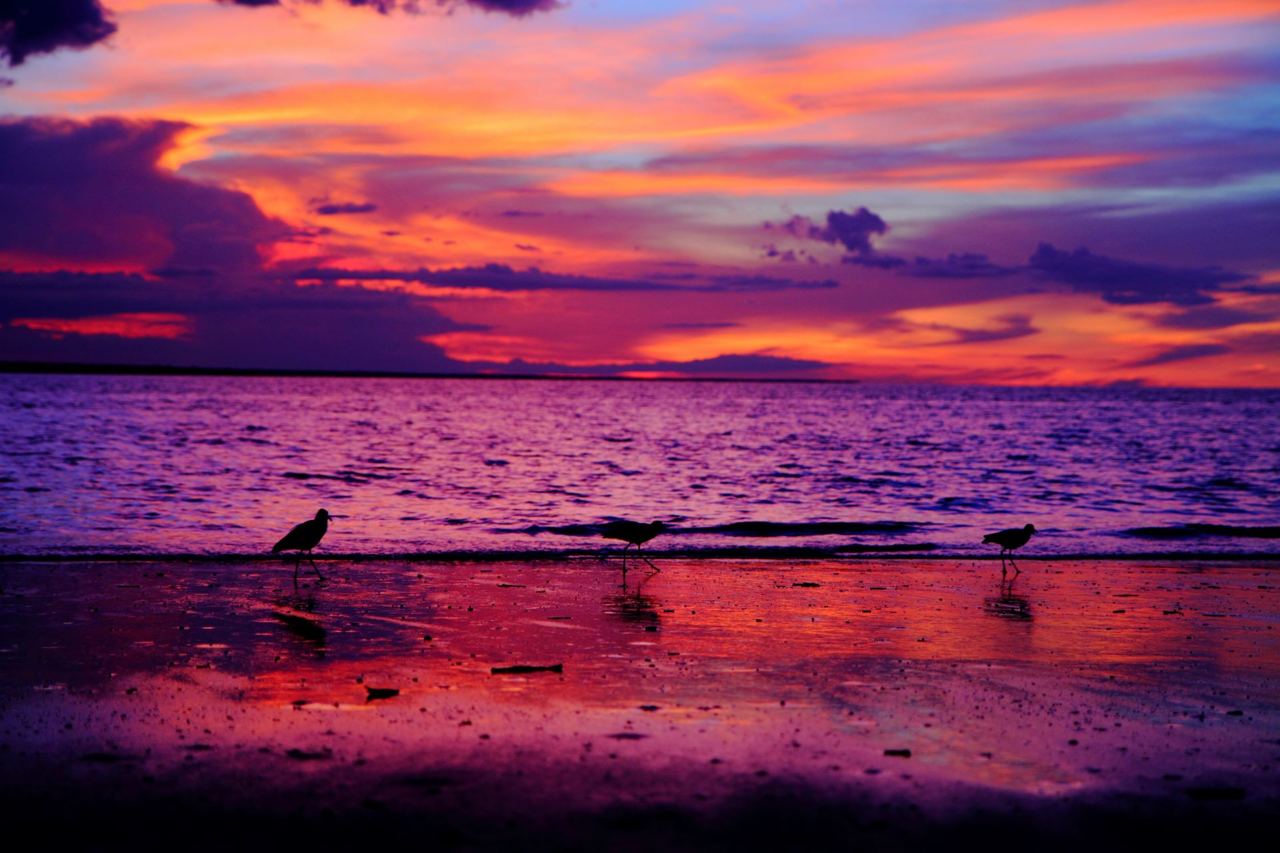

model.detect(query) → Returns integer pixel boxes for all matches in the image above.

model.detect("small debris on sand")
[285,748,333,761]
[884,748,912,758]
[365,686,400,701]
[490,663,563,675]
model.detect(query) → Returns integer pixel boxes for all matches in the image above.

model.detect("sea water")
[1,374,1277,556]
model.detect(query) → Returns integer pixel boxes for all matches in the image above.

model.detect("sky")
[1,0,1278,385]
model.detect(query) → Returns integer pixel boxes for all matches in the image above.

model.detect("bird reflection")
[603,588,660,629]
[271,590,327,652]
[983,578,1032,621]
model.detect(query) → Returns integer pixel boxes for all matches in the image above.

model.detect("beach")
[2,557,1276,849]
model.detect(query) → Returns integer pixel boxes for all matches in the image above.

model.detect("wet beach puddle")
[0,558,1278,811]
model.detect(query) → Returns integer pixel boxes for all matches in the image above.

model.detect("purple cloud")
[291,265,837,293]
[1029,243,1249,306]
[902,253,1021,279]
[1129,343,1232,367]
[0,268,830,378]
[937,313,1037,346]
[1156,305,1272,330]
[218,1,560,17]
[478,352,833,378]
[771,207,888,256]
[0,0,116,67]
[842,253,906,269]
[0,117,287,271]
[312,200,378,215]
[3,1,558,69]
[0,269,480,372]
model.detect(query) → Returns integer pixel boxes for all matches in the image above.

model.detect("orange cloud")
[11,312,193,340]
[551,153,1150,198]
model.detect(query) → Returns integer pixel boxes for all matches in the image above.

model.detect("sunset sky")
[1,0,1278,385]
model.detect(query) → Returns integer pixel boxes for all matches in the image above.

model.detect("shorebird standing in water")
[601,519,665,578]
[983,523,1036,576]
[272,508,331,583]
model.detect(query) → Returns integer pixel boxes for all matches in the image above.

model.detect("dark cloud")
[842,253,906,269]
[902,253,1021,279]
[292,265,837,294]
[769,207,888,256]
[1156,305,1273,330]
[2,1,558,69]
[766,210,1025,277]
[1128,343,1231,367]
[482,352,833,378]
[939,313,1037,346]
[217,1,560,18]
[0,117,287,271]
[640,353,830,376]
[0,269,478,372]
[0,267,827,377]
[763,245,798,263]
[457,0,560,14]
[911,199,1279,274]
[312,200,378,215]
[662,321,739,330]
[0,0,116,67]
[1028,243,1249,306]
[702,273,834,292]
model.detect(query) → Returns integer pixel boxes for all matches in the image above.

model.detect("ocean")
[1,373,1277,556]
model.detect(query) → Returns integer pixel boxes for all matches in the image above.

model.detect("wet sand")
[1,558,1277,849]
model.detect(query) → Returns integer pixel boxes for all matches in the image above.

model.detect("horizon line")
[3,360,1280,391]
[0,360,856,385]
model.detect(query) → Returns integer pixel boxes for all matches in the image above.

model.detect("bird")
[982,523,1036,576]
[272,508,331,583]
[600,519,665,576]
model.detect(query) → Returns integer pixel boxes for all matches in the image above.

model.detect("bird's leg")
[639,542,659,572]
[1000,549,1007,576]
[294,556,301,584]
[1010,554,1020,576]
[308,551,326,582]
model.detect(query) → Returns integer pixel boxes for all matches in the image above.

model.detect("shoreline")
[4,550,1280,563]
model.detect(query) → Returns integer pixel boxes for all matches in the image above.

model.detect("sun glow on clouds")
[10,313,193,340]
[1,0,1277,383]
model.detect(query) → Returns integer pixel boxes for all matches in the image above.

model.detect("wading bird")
[982,523,1036,576]
[272,508,331,583]
[601,519,665,577]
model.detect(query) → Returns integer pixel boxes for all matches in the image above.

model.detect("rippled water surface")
[1,374,1277,555]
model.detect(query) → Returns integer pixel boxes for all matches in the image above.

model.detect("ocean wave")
[1121,524,1280,540]
[673,521,924,537]
[500,520,925,538]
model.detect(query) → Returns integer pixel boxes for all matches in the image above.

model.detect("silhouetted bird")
[601,520,665,574]
[272,508,331,582]
[983,523,1036,576]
